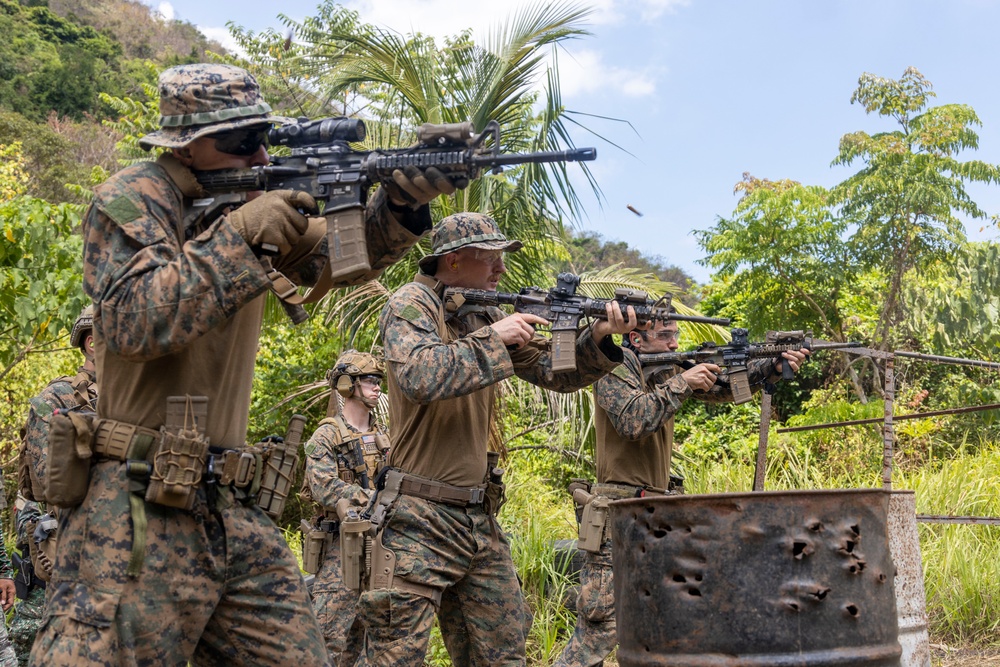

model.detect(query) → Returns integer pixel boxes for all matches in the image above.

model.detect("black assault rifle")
[638,328,861,404]
[192,118,597,288]
[444,272,731,373]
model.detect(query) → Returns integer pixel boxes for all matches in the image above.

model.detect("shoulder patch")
[103,195,142,226]
[612,365,630,380]
[29,396,53,417]
[399,304,423,323]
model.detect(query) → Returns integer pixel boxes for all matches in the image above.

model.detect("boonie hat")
[418,212,523,274]
[139,64,284,150]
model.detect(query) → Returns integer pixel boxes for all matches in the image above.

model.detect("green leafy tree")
[832,67,1000,347]
[0,142,87,381]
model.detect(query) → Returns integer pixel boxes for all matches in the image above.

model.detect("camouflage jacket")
[595,348,774,489]
[380,275,623,487]
[303,414,388,514]
[19,367,98,502]
[82,155,429,445]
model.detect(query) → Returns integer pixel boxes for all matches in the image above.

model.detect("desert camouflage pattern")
[356,495,528,666]
[139,64,277,149]
[552,541,614,667]
[32,141,429,666]
[357,277,621,664]
[10,501,45,667]
[304,418,388,663]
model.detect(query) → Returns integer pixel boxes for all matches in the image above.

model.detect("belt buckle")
[469,488,485,505]
[233,452,257,488]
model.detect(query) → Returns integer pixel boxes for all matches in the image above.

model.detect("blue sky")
[142,0,1000,284]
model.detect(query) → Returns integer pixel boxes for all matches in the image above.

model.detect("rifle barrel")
[471,147,597,168]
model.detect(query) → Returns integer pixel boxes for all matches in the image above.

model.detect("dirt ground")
[932,644,1000,666]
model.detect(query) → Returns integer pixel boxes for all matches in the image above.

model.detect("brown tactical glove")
[227,190,317,255]
[381,165,470,209]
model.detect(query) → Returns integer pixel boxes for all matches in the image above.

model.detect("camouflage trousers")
[356,494,528,666]
[29,460,329,667]
[313,536,364,666]
[0,615,17,667]
[9,585,45,667]
[552,540,615,667]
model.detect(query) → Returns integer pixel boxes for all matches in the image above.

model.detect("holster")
[340,514,371,591]
[45,409,96,508]
[574,489,611,553]
[301,518,334,575]
[483,451,507,518]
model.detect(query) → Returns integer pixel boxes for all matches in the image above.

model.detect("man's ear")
[172,147,193,164]
[628,332,642,350]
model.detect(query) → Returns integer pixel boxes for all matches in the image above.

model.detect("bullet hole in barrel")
[642,588,651,597]
[847,560,866,574]
[645,506,655,514]
[845,604,859,617]
[694,574,703,581]
[673,574,686,583]
[850,524,860,536]
[877,573,887,583]
[792,541,809,559]
[810,587,830,601]
[844,540,855,553]
[785,601,800,612]
[808,521,823,532]
[688,587,702,597]
[639,544,646,554]
[653,528,668,538]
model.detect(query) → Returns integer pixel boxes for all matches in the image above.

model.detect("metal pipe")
[893,350,1000,370]
[776,402,1000,433]
[916,515,1000,525]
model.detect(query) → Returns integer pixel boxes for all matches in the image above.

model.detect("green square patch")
[612,365,630,380]
[399,304,423,323]
[104,195,142,226]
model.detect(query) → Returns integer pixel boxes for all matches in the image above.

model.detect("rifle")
[192,118,597,288]
[334,438,371,490]
[638,329,861,404]
[443,272,731,372]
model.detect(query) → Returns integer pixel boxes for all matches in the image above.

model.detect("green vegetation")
[2,0,1000,663]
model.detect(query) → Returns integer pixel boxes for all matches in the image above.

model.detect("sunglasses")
[210,126,270,156]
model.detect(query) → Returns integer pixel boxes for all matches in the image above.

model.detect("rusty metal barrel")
[609,489,902,667]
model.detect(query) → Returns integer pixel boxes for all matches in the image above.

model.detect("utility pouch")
[484,451,507,517]
[576,490,611,553]
[28,514,58,582]
[257,415,306,520]
[341,511,372,592]
[45,409,96,508]
[325,203,371,283]
[145,396,209,510]
[300,519,330,575]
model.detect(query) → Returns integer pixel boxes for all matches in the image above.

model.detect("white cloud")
[559,48,657,99]
[154,1,175,21]
[198,26,244,56]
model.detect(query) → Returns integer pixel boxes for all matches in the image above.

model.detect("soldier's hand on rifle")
[383,166,470,208]
[591,303,638,341]
[493,313,549,349]
[227,190,316,255]
[774,348,810,377]
[681,363,721,392]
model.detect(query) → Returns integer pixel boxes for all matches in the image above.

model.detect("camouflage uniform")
[0,541,16,667]
[554,349,775,667]
[357,212,624,666]
[9,500,45,667]
[30,64,433,667]
[304,388,389,664]
[13,307,97,667]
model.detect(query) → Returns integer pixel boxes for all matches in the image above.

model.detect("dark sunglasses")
[210,126,270,156]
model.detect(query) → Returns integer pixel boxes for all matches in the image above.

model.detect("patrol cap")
[139,63,284,150]
[418,212,523,275]
[70,305,94,348]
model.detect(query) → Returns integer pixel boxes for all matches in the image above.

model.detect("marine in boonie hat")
[418,212,523,274]
[139,63,288,150]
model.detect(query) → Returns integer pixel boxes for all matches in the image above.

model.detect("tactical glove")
[227,190,317,255]
[382,165,469,209]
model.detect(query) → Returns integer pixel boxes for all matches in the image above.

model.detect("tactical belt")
[396,472,486,507]
[594,482,666,499]
[93,419,258,489]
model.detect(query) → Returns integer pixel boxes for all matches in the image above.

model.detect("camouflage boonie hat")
[70,305,94,348]
[139,64,283,150]
[418,212,523,274]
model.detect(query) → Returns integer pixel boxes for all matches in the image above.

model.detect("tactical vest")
[318,414,390,489]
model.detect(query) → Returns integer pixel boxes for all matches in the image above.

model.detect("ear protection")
[334,364,357,398]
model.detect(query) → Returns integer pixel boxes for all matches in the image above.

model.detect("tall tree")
[832,67,1000,347]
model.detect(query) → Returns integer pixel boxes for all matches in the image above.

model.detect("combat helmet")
[328,350,385,399]
[70,305,94,349]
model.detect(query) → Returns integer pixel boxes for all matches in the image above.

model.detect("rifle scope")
[268,116,367,148]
